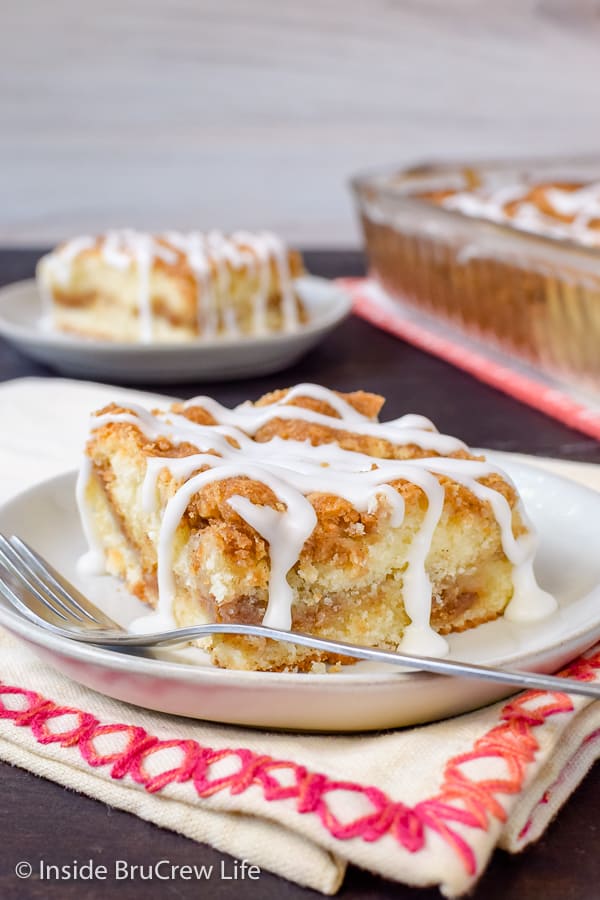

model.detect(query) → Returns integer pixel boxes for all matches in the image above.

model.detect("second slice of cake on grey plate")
[37,230,307,343]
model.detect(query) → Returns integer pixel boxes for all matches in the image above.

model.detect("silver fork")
[2,532,600,699]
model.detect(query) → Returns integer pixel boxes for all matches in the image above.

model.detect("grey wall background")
[2,0,600,247]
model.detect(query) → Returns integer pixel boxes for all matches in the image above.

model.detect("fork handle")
[40,620,600,701]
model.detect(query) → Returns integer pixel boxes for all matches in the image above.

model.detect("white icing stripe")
[269,236,299,331]
[164,231,216,337]
[80,384,556,655]
[157,461,317,630]
[39,229,300,340]
[233,232,270,334]
[183,385,464,454]
[75,456,109,575]
[416,459,556,621]
[440,180,600,246]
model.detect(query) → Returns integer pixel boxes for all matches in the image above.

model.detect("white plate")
[0,457,599,732]
[0,276,351,383]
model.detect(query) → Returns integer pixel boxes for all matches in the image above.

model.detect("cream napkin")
[1,376,600,897]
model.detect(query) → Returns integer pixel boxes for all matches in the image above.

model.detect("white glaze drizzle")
[232,231,271,334]
[38,229,300,340]
[38,236,96,325]
[77,384,556,655]
[181,383,465,455]
[163,231,216,337]
[440,180,600,247]
[44,236,96,285]
[75,456,109,575]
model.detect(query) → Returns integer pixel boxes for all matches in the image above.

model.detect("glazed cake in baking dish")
[36,230,307,342]
[77,384,555,672]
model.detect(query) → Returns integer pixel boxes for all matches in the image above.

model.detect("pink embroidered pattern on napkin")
[2,647,599,876]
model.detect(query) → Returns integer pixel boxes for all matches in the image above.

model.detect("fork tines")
[0,534,118,630]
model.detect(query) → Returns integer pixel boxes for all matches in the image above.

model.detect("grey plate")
[0,276,351,383]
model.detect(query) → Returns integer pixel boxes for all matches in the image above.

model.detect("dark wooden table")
[1,250,599,900]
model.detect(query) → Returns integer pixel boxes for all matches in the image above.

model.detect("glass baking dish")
[351,157,600,397]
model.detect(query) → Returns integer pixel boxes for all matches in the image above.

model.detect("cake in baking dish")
[36,230,307,342]
[77,384,555,672]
